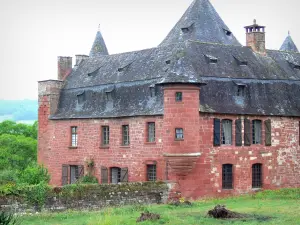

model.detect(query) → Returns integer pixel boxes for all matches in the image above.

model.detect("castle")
[38,0,300,199]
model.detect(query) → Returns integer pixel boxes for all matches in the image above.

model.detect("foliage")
[0,134,37,171]
[0,170,18,185]
[0,211,19,225]
[78,175,99,184]
[18,163,50,185]
[0,120,37,139]
[24,183,51,211]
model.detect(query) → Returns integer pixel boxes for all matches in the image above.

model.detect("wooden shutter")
[244,119,251,146]
[235,119,242,146]
[265,119,272,146]
[78,165,84,178]
[121,167,128,182]
[101,166,108,184]
[213,118,221,146]
[62,165,69,186]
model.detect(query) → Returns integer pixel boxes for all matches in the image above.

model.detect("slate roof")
[51,0,300,119]
[160,0,241,46]
[280,33,299,52]
[89,25,109,57]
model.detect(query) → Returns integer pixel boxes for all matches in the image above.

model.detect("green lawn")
[20,191,300,225]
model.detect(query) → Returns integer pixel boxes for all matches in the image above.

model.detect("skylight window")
[165,60,171,65]
[88,68,100,76]
[287,60,300,70]
[205,55,218,64]
[233,56,248,66]
[118,62,133,73]
[223,29,232,36]
[181,22,194,34]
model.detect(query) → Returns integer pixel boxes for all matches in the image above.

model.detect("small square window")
[175,92,183,102]
[175,128,184,140]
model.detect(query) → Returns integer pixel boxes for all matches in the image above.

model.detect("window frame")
[147,164,157,181]
[110,167,121,184]
[175,128,184,140]
[252,163,263,189]
[122,125,130,146]
[252,120,262,144]
[147,122,156,143]
[221,119,232,145]
[175,92,183,102]
[222,164,233,189]
[71,126,78,147]
[101,126,110,146]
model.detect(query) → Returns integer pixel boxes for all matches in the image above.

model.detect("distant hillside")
[0,100,38,122]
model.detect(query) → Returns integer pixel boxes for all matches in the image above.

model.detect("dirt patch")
[207,205,247,219]
[136,212,160,223]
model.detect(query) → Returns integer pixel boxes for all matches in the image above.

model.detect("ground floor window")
[110,167,121,184]
[252,164,262,188]
[147,165,157,181]
[62,165,84,185]
[222,164,233,189]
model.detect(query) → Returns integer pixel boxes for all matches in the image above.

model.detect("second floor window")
[252,120,262,144]
[122,125,130,146]
[147,122,155,142]
[71,127,78,147]
[175,92,183,102]
[221,120,232,145]
[102,126,109,146]
[175,128,184,140]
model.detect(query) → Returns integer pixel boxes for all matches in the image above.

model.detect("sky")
[0,0,299,100]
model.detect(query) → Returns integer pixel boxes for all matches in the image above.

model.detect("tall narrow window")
[70,165,79,184]
[147,122,155,142]
[175,128,184,140]
[102,126,110,146]
[71,126,78,147]
[175,92,183,102]
[252,120,262,144]
[147,165,157,181]
[221,120,232,145]
[252,164,262,188]
[122,125,130,146]
[222,164,233,189]
[110,167,121,184]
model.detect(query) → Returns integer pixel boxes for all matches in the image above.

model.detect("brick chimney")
[245,19,266,54]
[57,56,72,80]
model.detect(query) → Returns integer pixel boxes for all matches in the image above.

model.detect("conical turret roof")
[280,32,299,52]
[89,25,109,57]
[160,0,241,46]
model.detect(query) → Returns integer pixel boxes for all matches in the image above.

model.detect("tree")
[0,120,37,139]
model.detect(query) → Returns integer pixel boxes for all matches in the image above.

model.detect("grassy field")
[20,189,300,225]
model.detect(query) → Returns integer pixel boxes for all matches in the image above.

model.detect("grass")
[20,189,300,225]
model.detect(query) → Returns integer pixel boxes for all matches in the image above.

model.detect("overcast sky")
[0,0,299,100]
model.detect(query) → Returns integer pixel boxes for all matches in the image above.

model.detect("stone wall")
[0,182,170,213]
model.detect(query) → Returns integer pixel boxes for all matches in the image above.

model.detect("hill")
[0,100,38,122]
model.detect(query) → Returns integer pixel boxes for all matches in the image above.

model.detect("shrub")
[0,211,19,225]
[0,170,18,185]
[18,164,50,185]
[78,175,99,184]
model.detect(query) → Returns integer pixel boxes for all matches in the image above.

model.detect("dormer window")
[165,60,171,65]
[237,86,245,97]
[181,22,194,34]
[77,91,85,104]
[88,68,100,76]
[118,62,133,73]
[223,28,232,36]
[149,85,156,97]
[287,60,300,70]
[205,55,218,64]
[105,86,115,101]
[233,56,248,66]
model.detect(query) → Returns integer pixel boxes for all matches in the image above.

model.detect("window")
[122,125,130,146]
[223,28,232,36]
[150,87,156,97]
[110,167,121,184]
[147,165,157,181]
[175,128,184,140]
[147,122,155,142]
[77,91,85,104]
[221,120,232,145]
[237,86,245,97]
[252,120,262,144]
[222,164,233,189]
[102,126,109,146]
[252,164,262,188]
[205,55,218,64]
[71,127,78,147]
[175,92,183,102]
[265,119,272,146]
[62,165,84,185]
[70,165,79,184]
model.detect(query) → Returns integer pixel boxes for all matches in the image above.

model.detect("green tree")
[19,163,50,185]
[0,120,37,139]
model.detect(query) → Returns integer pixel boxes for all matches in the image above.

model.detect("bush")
[18,164,50,185]
[0,170,18,185]
[78,175,99,184]
[0,211,19,225]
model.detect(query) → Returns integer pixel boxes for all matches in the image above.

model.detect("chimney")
[244,19,266,54]
[75,55,89,67]
[57,56,72,80]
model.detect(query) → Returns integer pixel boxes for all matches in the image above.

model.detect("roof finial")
[288,30,290,36]
[98,24,101,32]
[253,19,257,25]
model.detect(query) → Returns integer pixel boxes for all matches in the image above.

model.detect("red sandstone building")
[38,0,300,199]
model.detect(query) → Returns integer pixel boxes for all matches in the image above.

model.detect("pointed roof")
[280,32,299,52]
[160,0,241,46]
[89,25,109,57]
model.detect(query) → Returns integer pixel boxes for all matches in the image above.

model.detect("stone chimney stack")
[75,55,89,67]
[244,19,266,54]
[57,56,72,80]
